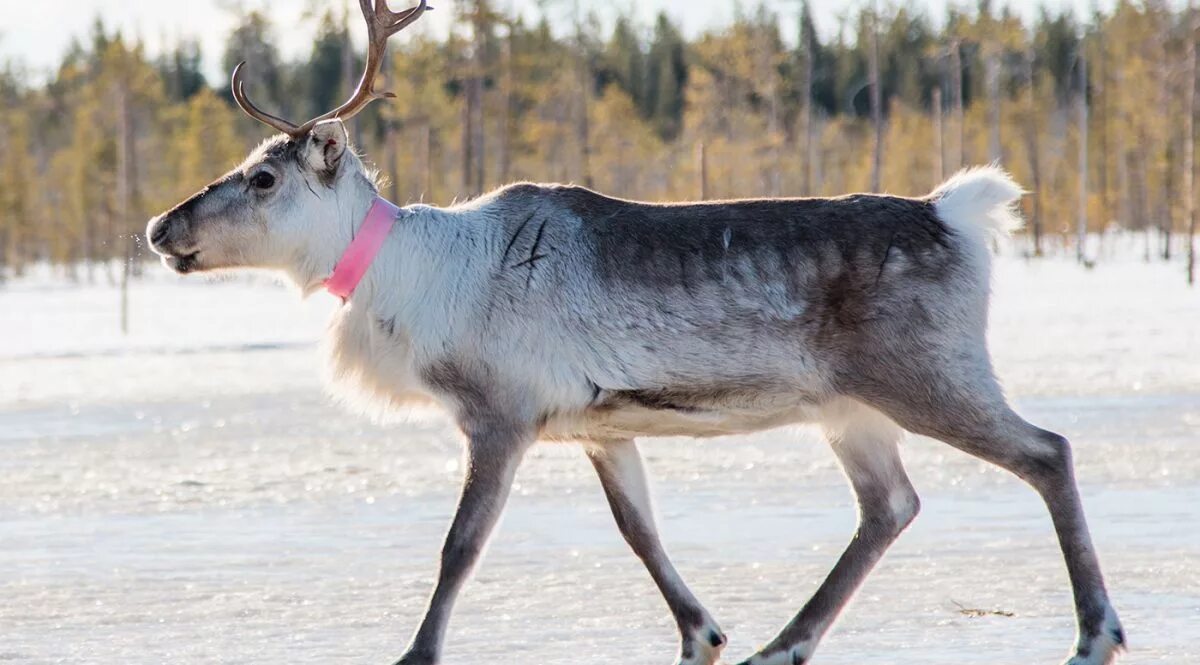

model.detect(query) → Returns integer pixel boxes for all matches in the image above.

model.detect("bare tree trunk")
[799,9,814,195]
[573,6,593,190]
[1165,143,1175,261]
[757,25,782,197]
[461,75,474,196]
[419,122,432,202]
[117,86,134,335]
[383,52,400,203]
[0,125,7,281]
[951,39,965,171]
[84,223,94,283]
[1024,50,1043,257]
[340,10,362,148]
[986,47,1002,163]
[932,85,944,184]
[386,137,401,203]
[1133,132,1150,258]
[472,75,485,193]
[576,69,592,189]
[1076,45,1089,265]
[1115,68,1130,230]
[457,2,486,197]
[809,116,822,194]
[1187,1,1197,285]
[1159,17,1173,262]
[1097,35,1111,235]
[869,8,882,192]
[498,23,513,184]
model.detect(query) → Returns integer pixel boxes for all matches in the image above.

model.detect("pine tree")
[158,39,206,103]
[606,16,645,111]
[645,13,687,141]
[1,1,1199,282]
[221,10,289,132]
[307,10,356,120]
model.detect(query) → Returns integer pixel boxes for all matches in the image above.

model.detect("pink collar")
[323,197,401,301]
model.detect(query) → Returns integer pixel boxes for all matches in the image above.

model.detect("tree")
[796,0,818,194]
[307,10,356,120]
[221,10,289,131]
[868,5,882,191]
[0,93,36,276]
[605,15,645,110]
[1187,2,1198,284]
[158,39,206,103]
[645,13,687,140]
[4,0,1200,282]
[1076,38,1089,264]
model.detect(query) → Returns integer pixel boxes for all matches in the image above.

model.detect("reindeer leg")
[587,439,726,665]
[394,424,532,665]
[861,367,1125,665]
[737,402,919,665]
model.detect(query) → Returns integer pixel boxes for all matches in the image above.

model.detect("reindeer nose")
[146,214,180,253]
[149,219,170,247]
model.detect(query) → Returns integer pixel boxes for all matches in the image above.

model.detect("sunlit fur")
[146,120,1122,665]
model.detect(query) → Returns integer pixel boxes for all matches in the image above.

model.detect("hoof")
[1064,610,1126,665]
[734,643,813,665]
[674,619,727,665]
[393,651,437,665]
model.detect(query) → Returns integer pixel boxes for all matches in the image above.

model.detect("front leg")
[587,439,726,665]
[394,423,532,665]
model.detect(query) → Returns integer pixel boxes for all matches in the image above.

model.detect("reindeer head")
[146,0,429,283]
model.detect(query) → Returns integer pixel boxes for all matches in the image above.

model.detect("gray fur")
[738,405,919,665]
[146,131,1122,665]
[588,440,726,664]
[397,425,532,665]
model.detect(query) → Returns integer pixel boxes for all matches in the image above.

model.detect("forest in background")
[0,0,1197,285]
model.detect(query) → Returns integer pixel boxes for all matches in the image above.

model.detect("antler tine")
[365,0,428,31]
[382,0,430,34]
[228,2,429,139]
[230,61,304,137]
[294,0,430,134]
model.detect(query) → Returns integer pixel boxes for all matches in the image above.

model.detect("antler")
[231,0,431,138]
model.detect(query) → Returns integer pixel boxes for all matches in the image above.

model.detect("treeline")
[0,0,1197,282]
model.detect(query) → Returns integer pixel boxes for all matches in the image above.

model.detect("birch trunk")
[1076,45,1089,264]
[869,9,882,192]
[117,85,134,335]
[1024,50,1043,257]
[800,8,814,195]
[932,85,944,185]
[1186,2,1197,285]
[951,40,965,171]
[987,47,1001,163]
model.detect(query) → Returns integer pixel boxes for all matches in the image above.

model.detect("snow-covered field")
[1,253,1197,664]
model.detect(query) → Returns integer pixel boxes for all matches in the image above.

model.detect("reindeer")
[145,2,1125,664]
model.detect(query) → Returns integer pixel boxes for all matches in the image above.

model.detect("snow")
[1,251,1197,664]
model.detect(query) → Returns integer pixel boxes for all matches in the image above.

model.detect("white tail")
[930,166,1025,236]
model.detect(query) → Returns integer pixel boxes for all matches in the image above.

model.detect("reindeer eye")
[250,172,276,190]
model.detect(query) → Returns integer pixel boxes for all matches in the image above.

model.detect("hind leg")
[860,363,1124,665]
[737,401,919,665]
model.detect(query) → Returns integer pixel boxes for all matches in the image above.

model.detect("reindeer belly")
[541,389,826,441]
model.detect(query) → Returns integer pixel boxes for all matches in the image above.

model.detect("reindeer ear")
[303,119,349,174]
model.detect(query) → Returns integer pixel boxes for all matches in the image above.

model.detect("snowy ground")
[1,253,1198,664]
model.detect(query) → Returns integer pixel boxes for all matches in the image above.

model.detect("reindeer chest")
[322,305,434,410]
